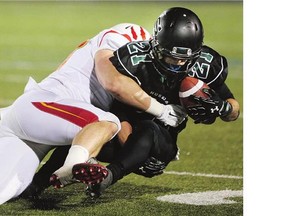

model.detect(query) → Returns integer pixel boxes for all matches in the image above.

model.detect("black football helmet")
[151,7,204,75]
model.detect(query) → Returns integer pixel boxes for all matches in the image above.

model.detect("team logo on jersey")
[150,91,168,104]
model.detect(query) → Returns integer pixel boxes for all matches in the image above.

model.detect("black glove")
[133,157,167,178]
[187,88,232,124]
[186,105,217,124]
[192,115,217,124]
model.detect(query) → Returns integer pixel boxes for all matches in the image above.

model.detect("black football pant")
[106,120,177,184]
[28,120,177,189]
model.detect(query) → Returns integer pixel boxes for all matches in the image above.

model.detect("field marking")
[157,190,243,206]
[38,163,242,180]
[0,60,57,70]
[0,99,15,106]
[164,171,242,179]
[0,74,30,83]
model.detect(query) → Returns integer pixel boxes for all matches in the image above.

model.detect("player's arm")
[222,98,240,122]
[189,47,240,123]
[189,87,240,124]
[94,49,186,127]
[212,82,240,122]
[95,50,153,112]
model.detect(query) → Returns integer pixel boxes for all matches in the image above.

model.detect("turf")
[0,2,243,215]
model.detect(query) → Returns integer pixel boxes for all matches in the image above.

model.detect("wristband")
[146,98,164,117]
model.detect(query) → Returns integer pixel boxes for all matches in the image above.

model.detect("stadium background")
[0,1,243,215]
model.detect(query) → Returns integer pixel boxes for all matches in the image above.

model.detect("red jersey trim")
[32,102,99,128]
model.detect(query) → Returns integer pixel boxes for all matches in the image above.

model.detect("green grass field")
[0,2,243,215]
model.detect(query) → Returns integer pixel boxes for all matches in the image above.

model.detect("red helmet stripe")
[140,27,147,40]
[99,30,132,46]
[130,26,138,40]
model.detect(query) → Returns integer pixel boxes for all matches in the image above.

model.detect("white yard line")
[0,60,57,70]
[0,99,15,107]
[164,171,242,179]
[157,190,243,205]
[39,162,243,180]
[0,74,30,83]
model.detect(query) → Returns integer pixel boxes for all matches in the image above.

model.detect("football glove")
[156,104,187,127]
[188,88,232,123]
[191,115,217,124]
[134,157,167,178]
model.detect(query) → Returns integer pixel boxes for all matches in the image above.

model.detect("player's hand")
[186,104,217,124]
[192,115,217,124]
[189,88,232,118]
[134,157,167,178]
[157,104,187,127]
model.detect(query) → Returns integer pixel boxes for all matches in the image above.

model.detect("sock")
[53,145,89,185]
[106,163,125,185]
[63,145,89,167]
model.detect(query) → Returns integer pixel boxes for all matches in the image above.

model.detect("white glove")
[156,104,187,127]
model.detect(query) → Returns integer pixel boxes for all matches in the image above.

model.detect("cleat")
[72,163,108,185]
[20,181,45,200]
[49,174,63,189]
[49,166,78,189]
[85,169,113,199]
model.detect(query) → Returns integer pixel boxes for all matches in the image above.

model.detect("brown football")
[179,77,210,108]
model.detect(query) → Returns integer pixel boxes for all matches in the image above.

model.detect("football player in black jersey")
[21,7,240,200]
[73,7,240,198]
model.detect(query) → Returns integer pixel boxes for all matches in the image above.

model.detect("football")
[179,77,210,108]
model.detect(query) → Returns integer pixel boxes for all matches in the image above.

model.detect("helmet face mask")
[152,42,192,74]
[151,7,204,76]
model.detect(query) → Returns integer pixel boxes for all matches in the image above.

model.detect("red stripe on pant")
[32,102,99,128]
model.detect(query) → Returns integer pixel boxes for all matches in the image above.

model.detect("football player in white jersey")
[0,23,187,204]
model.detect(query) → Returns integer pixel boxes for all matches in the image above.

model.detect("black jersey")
[110,40,234,126]
[111,41,233,104]
[110,40,181,106]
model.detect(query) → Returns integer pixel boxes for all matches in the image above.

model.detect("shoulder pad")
[188,45,228,88]
[111,41,153,85]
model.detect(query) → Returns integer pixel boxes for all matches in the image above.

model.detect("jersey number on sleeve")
[190,52,214,79]
[127,42,151,66]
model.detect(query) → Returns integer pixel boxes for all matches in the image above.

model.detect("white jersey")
[1,23,151,146]
[41,23,151,111]
[0,23,150,204]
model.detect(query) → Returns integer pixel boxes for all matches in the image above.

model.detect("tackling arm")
[95,49,162,115]
[94,49,187,127]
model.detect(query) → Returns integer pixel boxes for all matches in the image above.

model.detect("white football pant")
[0,78,120,204]
[0,125,39,205]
